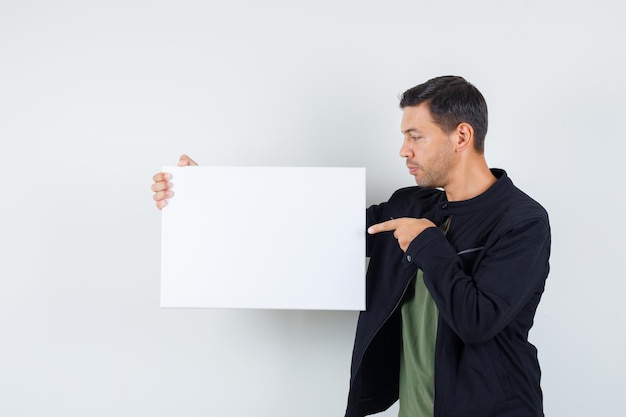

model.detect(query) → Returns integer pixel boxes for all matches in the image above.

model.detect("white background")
[1,0,624,416]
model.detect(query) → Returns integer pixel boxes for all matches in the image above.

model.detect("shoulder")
[499,177,550,232]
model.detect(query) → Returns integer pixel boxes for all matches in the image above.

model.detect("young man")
[345,76,550,417]
[151,76,551,417]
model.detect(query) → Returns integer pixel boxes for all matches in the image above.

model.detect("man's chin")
[414,177,436,188]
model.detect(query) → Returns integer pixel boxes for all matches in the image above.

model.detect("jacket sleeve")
[404,216,551,345]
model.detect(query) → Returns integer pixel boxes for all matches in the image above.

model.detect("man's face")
[399,103,456,188]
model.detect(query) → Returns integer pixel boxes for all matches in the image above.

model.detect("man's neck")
[444,158,497,202]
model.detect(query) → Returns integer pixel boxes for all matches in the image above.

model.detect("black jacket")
[345,169,550,417]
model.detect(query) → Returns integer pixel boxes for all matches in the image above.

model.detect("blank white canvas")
[161,166,366,310]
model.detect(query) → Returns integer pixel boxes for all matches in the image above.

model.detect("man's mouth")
[406,164,420,175]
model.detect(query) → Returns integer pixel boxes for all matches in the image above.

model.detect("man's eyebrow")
[402,128,422,134]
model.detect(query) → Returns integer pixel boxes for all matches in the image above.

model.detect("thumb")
[178,154,198,167]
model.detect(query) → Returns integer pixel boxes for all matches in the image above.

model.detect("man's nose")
[399,140,412,158]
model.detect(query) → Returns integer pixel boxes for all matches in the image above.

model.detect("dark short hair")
[399,76,488,153]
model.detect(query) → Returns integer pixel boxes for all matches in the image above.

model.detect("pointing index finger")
[368,219,398,234]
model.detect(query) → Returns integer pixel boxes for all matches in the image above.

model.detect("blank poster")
[160,166,366,310]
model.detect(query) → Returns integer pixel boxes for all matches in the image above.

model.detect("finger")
[156,199,167,210]
[153,190,173,202]
[151,180,171,193]
[152,172,171,182]
[367,219,398,234]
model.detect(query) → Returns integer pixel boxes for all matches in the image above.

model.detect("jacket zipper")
[353,268,415,380]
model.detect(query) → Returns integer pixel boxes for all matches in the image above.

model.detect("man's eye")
[411,136,422,140]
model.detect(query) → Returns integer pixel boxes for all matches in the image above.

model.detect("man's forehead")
[401,104,435,132]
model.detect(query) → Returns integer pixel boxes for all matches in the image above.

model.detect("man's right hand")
[151,154,198,210]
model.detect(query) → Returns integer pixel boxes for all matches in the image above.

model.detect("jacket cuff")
[402,226,444,266]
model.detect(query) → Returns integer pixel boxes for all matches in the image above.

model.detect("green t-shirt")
[398,269,438,417]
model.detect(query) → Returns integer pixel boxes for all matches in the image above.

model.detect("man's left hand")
[368,218,436,252]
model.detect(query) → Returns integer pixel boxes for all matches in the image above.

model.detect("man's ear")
[453,122,474,152]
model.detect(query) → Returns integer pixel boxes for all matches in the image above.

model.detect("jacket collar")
[435,168,512,215]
